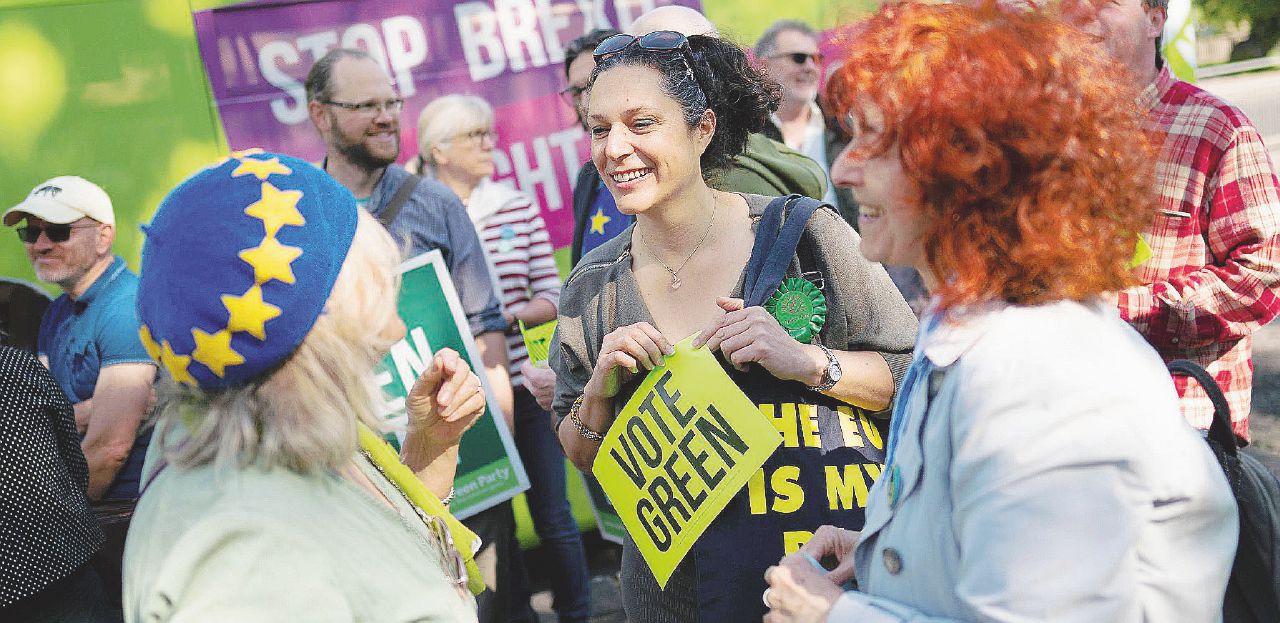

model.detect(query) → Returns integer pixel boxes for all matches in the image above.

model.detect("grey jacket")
[550,193,918,426]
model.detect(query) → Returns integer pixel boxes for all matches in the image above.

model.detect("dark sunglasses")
[592,31,707,100]
[593,30,691,60]
[772,52,824,65]
[16,222,97,243]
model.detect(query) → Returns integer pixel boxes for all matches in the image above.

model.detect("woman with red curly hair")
[761,3,1237,622]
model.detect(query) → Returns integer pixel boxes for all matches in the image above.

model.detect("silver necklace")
[635,196,718,290]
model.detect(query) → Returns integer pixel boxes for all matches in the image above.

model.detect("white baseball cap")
[3,176,115,227]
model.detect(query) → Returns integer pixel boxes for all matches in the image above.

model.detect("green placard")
[581,472,626,544]
[374,250,528,519]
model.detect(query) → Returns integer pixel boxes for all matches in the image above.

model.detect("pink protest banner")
[193,0,700,250]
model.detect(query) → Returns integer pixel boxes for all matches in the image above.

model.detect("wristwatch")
[809,343,842,392]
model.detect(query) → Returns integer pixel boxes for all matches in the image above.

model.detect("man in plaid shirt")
[1068,0,1280,440]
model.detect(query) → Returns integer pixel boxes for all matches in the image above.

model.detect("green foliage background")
[1199,0,1279,26]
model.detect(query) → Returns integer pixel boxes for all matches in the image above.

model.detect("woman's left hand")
[405,348,486,447]
[762,554,845,623]
[694,297,816,382]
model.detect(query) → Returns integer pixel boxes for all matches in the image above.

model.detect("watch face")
[829,360,843,382]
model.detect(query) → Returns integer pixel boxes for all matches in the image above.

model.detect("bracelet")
[440,486,455,506]
[568,395,605,441]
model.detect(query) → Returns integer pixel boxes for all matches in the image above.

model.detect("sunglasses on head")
[16,222,97,243]
[593,30,691,60]
[772,52,824,65]
[592,31,707,100]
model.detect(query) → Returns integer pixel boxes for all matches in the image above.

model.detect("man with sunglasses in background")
[756,19,930,314]
[4,175,157,611]
[755,20,855,223]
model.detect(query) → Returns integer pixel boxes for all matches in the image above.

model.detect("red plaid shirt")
[1118,66,1280,441]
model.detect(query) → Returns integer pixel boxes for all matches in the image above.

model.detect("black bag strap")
[1167,359,1239,454]
[378,174,422,229]
[743,194,827,308]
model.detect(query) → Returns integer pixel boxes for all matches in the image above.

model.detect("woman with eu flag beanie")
[122,151,485,621]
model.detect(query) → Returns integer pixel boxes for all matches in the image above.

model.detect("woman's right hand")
[561,323,673,472]
[583,322,674,401]
[801,525,861,586]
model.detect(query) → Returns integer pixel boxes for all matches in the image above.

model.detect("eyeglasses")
[559,83,588,107]
[771,52,824,65]
[425,515,470,589]
[16,222,97,243]
[452,129,498,145]
[592,31,707,103]
[321,97,405,116]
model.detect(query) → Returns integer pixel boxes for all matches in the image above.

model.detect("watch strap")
[808,343,840,392]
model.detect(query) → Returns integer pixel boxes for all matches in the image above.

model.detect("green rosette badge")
[764,277,827,343]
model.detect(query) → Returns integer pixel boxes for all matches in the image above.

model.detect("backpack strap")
[378,174,423,229]
[1167,359,1238,454]
[743,194,827,308]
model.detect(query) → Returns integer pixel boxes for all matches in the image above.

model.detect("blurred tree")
[1200,0,1280,61]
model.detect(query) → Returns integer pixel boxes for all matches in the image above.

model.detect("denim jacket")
[833,300,1237,622]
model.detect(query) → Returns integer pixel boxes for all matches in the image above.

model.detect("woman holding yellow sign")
[761,3,1237,622]
[550,25,917,623]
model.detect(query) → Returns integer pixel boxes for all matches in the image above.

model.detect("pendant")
[670,275,682,290]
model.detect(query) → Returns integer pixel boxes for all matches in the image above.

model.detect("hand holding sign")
[592,335,781,588]
[587,322,675,400]
[695,297,821,383]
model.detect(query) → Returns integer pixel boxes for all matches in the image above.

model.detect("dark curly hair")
[589,34,780,175]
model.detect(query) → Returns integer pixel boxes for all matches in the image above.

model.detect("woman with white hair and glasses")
[412,94,591,623]
[122,153,486,621]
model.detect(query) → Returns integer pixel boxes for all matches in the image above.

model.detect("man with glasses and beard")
[4,176,157,613]
[305,48,528,623]
[304,48,510,413]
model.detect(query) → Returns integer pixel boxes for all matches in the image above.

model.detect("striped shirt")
[466,180,561,387]
[1118,66,1280,440]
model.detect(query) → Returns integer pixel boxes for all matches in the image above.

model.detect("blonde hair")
[415,94,493,171]
[152,211,403,474]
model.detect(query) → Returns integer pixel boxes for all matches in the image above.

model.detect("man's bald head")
[628,5,718,37]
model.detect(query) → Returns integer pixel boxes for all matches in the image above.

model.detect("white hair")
[415,94,494,170]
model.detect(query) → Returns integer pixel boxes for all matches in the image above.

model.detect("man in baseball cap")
[6,175,156,607]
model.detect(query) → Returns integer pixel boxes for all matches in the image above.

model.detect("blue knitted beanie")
[136,150,358,389]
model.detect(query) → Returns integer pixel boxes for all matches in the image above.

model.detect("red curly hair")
[826,1,1155,310]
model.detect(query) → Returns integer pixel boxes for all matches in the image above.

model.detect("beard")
[329,113,400,172]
